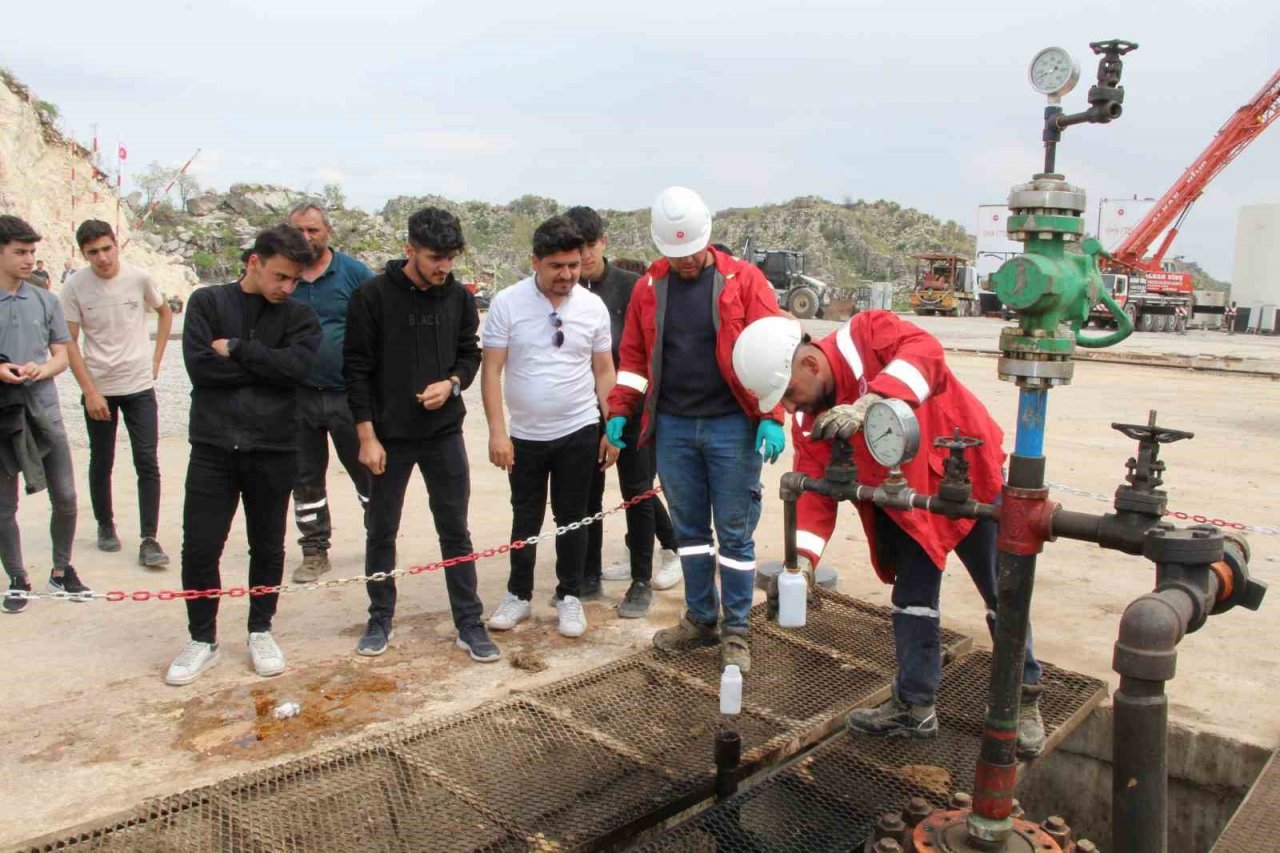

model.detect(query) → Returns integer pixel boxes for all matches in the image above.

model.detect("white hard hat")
[651,186,712,258]
[732,316,804,413]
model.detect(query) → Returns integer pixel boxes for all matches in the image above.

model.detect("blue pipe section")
[1014,389,1048,458]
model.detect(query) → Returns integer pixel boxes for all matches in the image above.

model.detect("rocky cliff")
[0,70,198,295]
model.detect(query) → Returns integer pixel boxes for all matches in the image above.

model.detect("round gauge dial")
[863,399,921,468]
[1028,47,1080,97]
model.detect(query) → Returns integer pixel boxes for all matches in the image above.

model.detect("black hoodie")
[344,260,481,441]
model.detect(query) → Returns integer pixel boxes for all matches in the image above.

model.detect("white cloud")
[316,167,346,184]
[381,131,511,157]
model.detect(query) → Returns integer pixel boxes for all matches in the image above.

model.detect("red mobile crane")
[1093,68,1280,332]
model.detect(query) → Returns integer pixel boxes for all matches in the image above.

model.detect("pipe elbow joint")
[1113,592,1189,681]
[778,472,807,502]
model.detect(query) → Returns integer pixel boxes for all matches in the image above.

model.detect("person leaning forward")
[343,207,495,662]
[605,187,786,675]
[165,225,321,686]
[732,313,1046,756]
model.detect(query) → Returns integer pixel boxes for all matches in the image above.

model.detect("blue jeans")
[654,412,763,630]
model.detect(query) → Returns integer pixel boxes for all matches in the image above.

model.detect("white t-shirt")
[482,277,611,441]
[60,262,164,396]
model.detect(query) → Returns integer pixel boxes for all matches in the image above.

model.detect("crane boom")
[1112,69,1280,272]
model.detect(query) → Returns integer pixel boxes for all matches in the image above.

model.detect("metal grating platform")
[634,651,1108,853]
[1213,748,1280,852]
[19,590,1069,853]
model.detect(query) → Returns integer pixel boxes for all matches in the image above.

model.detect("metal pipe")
[783,498,798,570]
[1111,585,1202,853]
[715,730,742,802]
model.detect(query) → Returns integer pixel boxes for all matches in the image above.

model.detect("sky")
[5,0,1278,280]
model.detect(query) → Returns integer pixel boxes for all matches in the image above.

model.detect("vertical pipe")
[715,730,741,801]
[1112,675,1167,853]
[783,498,798,570]
[970,388,1047,841]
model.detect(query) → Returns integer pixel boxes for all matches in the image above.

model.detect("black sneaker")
[48,567,92,601]
[356,620,393,656]
[618,580,653,618]
[4,575,32,614]
[97,524,121,552]
[846,693,938,739]
[138,537,170,568]
[456,623,501,663]
[579,574,604,601]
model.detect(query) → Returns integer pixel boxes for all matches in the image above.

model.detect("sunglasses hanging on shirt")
[550,312,564,348]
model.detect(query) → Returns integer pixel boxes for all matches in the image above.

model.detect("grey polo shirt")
[482,276,611,441]
[0,281,71,413]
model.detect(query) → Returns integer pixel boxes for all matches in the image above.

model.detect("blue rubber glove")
[605,416,629,449]
[756,419,785,464]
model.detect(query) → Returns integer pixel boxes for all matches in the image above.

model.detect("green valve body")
[989,174,1133,387]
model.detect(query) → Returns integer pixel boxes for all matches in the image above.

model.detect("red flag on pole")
[118,142,127,162]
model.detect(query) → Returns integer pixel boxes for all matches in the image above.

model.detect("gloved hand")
[756,419,786,463]
[810,392,885,441]
[605,416,629,449]
[766,555,820,621]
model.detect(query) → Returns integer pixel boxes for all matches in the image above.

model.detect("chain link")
[5,488,663,604]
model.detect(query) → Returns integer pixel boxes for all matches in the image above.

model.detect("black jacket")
[183,282,321,452]
[580,260,640,365]
[0,363,56,494]
[343,261,480,441]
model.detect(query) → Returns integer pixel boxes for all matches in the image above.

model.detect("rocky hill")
[130,186,976,289]
[0,69,198,296]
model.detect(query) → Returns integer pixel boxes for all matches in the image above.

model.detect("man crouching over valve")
[732,313,1045,757]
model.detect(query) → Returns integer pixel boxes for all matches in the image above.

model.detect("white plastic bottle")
[777,567,808,628]
[720,664,743,715]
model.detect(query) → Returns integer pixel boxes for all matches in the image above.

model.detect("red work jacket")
[606,247,785,444]
[793,311,1006,582]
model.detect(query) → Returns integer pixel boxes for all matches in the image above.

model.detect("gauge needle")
[874,427,894,442]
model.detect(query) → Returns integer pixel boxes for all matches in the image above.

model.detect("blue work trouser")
[654,412,763,630]
[874,508,1042,706]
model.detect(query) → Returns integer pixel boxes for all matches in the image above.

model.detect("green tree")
[323,183,346,210]
[134,161,170,207]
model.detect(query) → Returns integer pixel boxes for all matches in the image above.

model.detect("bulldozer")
[741,237,839,319]
[910,252,979,316]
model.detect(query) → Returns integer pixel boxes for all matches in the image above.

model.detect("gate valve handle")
[1089,39,1139,56]
[1110,422,1194,444]
[933,428,983,452]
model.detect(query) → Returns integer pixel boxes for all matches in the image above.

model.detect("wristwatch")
[450,377,461,398]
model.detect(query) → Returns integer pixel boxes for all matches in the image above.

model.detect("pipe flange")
[1142,526,1224,565]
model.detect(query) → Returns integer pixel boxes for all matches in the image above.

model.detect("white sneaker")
[165,640,220,686]
[652,549,683,590]
[602,547,631,581]
[487,592,532,631]
[248,631,286,677]
[557,595,587,638]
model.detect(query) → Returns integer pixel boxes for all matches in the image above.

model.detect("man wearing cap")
[605,187,786,673]
[731,312,1045,756]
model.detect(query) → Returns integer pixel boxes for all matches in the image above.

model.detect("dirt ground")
[2,316,1278,847]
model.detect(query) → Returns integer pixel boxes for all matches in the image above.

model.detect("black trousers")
[294,388,371,555]
[84,389,160,538]
[365,432,482,630]
[873,508,1041,706]
[585,418,676,583]
[508,423,598,601]
[181,444,296,644]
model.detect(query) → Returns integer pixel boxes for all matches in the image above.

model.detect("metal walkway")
[19,590,1105,852]
[1213,748,1280,852]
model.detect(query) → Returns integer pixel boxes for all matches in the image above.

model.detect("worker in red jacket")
[733,313,1045,756]
[605,187,785,674]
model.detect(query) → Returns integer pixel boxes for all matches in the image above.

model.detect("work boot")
[720,627,751,674]
[618,580,652,618]
[292,552,331,583]
[847,690,938,739]
[652,613,719,653]
[1017,683,1047,759]
[97,523,121,553]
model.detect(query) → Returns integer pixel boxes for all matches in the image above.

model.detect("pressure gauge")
[1028,46,1080,98]
[863,399,920,468]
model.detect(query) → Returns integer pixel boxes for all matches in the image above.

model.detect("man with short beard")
[344,207,495,662]
[166,225,321,686]
[286,204,373,583]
